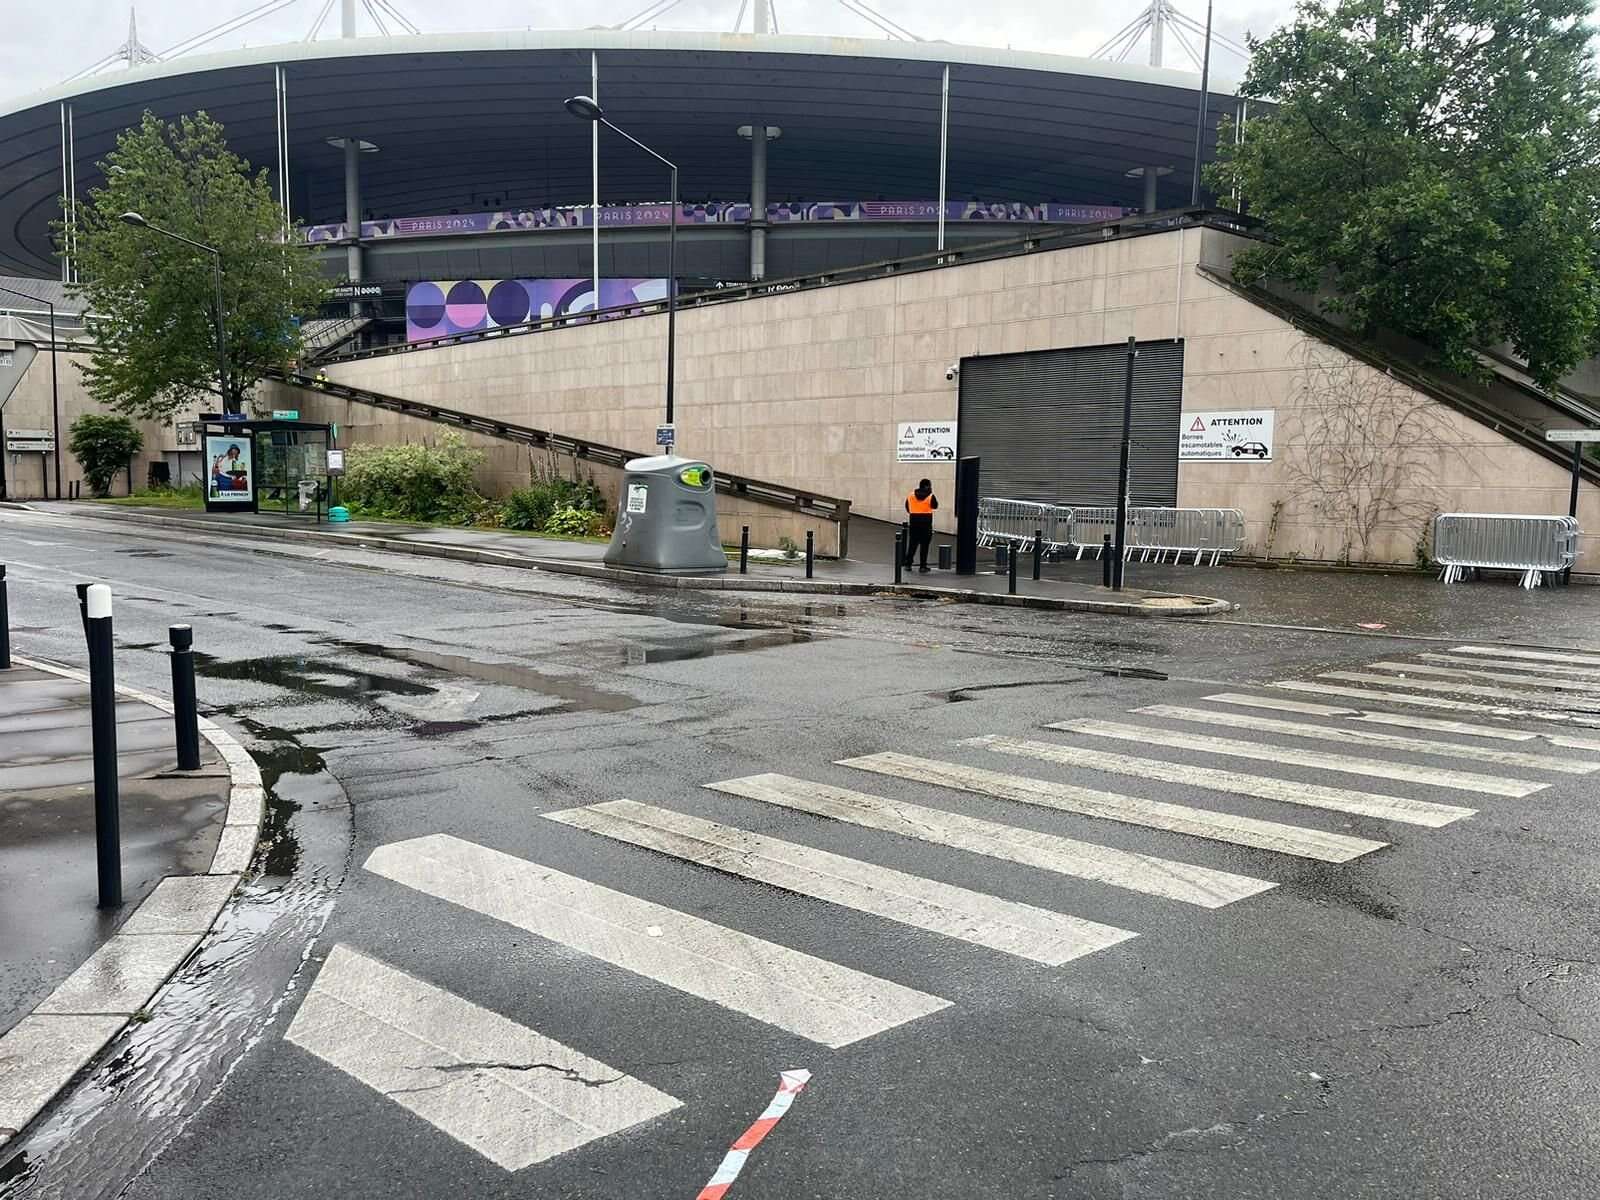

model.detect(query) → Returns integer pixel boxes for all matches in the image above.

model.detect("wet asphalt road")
[2,506,1598,1200]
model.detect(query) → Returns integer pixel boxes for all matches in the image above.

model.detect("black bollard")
[1102,535,1113,588]
[994,546,1007,575]
[1008,540,1018,594]
[1033,530,1043,581]
[85,584,121,908]
[739,526,749,575]
[0,564,10,670]
[938,544,952,570]
[805,531,814,579]
[169,624,201,771]
[894,531,904,584]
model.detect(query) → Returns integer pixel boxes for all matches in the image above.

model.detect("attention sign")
[1180,409,1275,461]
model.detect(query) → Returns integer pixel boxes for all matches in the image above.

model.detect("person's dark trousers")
[904,516,934,569]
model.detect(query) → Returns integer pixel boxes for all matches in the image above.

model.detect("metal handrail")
[267,369,853,554]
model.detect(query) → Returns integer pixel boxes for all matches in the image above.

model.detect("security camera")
[945,363,959,381]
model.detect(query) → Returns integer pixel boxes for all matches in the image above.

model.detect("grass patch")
[97,486,204,510]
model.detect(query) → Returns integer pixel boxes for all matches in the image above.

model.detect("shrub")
[69,413,144,497]
[501,470,607,531]
[543,505,606,537]
[340,435,485,522]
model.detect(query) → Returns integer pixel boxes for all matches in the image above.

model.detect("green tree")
[1209,0,1600,389]
[66,111,328,419]
[68,413,144,497]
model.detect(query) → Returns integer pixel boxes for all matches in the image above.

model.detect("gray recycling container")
[603,454,728,574]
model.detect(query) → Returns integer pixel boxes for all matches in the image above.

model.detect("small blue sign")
[655,424,675,447]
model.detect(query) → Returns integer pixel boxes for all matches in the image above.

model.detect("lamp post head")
[119,211,148,227]
[564,94,605,122]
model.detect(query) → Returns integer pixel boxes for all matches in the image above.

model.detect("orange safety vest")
[906,491,935,516]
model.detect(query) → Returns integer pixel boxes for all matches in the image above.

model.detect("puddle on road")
[309,639,643,714]
[193,650,436,701]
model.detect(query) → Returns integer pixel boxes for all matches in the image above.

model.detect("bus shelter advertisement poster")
[206,435,254,503]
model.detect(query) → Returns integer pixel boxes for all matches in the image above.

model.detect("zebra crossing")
[283,641,1599,1177]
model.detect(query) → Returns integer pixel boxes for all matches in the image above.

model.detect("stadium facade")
[0,29,1243,342]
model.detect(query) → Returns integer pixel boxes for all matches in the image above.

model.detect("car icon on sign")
[1230,441,1269,459]
[927,445,955,459]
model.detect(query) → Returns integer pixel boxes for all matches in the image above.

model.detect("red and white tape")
[694,1068,812,1200]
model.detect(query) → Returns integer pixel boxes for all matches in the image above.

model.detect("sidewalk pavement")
[32,503,1232,617]
[0,658,263,1149]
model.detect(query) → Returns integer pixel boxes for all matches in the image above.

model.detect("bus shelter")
[197,415,336,520]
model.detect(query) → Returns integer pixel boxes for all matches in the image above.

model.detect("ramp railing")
[1432,513,1579,588]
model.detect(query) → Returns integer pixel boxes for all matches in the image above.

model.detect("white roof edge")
[1,29,1239,120]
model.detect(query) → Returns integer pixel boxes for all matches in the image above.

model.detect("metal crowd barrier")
[1432,513,1580,588]
[978,499,1245,565]
[977,498,1069,552]
[1063,506,1244,564]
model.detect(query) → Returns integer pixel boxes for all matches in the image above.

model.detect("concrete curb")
[50,506,1235,618]
[0,656,264,1150]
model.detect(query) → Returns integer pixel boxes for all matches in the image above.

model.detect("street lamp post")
[119,212,233,415]
[0,284,62,499]
[564,95,677,447]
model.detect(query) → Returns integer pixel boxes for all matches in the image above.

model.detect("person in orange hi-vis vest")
[903,478,939,571]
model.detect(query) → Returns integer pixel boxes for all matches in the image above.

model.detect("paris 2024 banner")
[404,278,669,342]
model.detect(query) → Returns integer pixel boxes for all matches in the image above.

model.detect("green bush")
[543,505,606,538]
[340,435,486,522]
[501,475,606,531]
[69,413,144,497]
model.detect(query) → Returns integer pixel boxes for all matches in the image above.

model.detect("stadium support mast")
[1091,0,1246,71]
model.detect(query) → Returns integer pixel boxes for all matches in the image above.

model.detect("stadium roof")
[0,30,1244,277]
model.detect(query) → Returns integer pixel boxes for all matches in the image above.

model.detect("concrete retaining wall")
[302,225,1599,570]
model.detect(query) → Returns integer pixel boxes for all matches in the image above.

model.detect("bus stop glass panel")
[255,427,330,521]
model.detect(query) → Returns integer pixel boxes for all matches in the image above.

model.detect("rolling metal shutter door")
[957,340,1183,506]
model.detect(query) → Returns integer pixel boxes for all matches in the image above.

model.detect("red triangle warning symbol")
[1189,416,1206,432]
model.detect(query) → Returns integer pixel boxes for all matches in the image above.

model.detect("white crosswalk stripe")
[1450,645,1600,669]
[1320,670,1600,707]
[1421,653,1600,682]
[1270,679,1600,725]
[543,800,1136,966]
[364,834,951,1048]
[704,773,1274,908]
[839,752,1388,862]
[1211,692,1600,752]
[1362,661,1600,696]
[1133,703,1599,775]
[974,734,1477,826]
[1044,718,1541,797]
[283,944,682,1170]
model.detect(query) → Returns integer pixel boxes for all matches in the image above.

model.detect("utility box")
[604,454,728,574]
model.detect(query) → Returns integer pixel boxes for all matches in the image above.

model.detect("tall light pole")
[564,95,678,449]
[119,212,234,415]
[0,283,61,499]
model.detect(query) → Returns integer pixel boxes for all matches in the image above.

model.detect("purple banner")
[405,278,668,342]
[308,200,1127,244]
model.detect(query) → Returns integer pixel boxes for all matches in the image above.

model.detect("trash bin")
[603,454,728,574]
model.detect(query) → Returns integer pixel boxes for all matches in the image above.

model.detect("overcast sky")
[2,0,1296,104]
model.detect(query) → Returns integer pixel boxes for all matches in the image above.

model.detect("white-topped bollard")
[85,583,122,908]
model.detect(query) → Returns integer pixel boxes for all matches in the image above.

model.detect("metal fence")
[977,499,1245,565]
[1432,513,1580,588]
